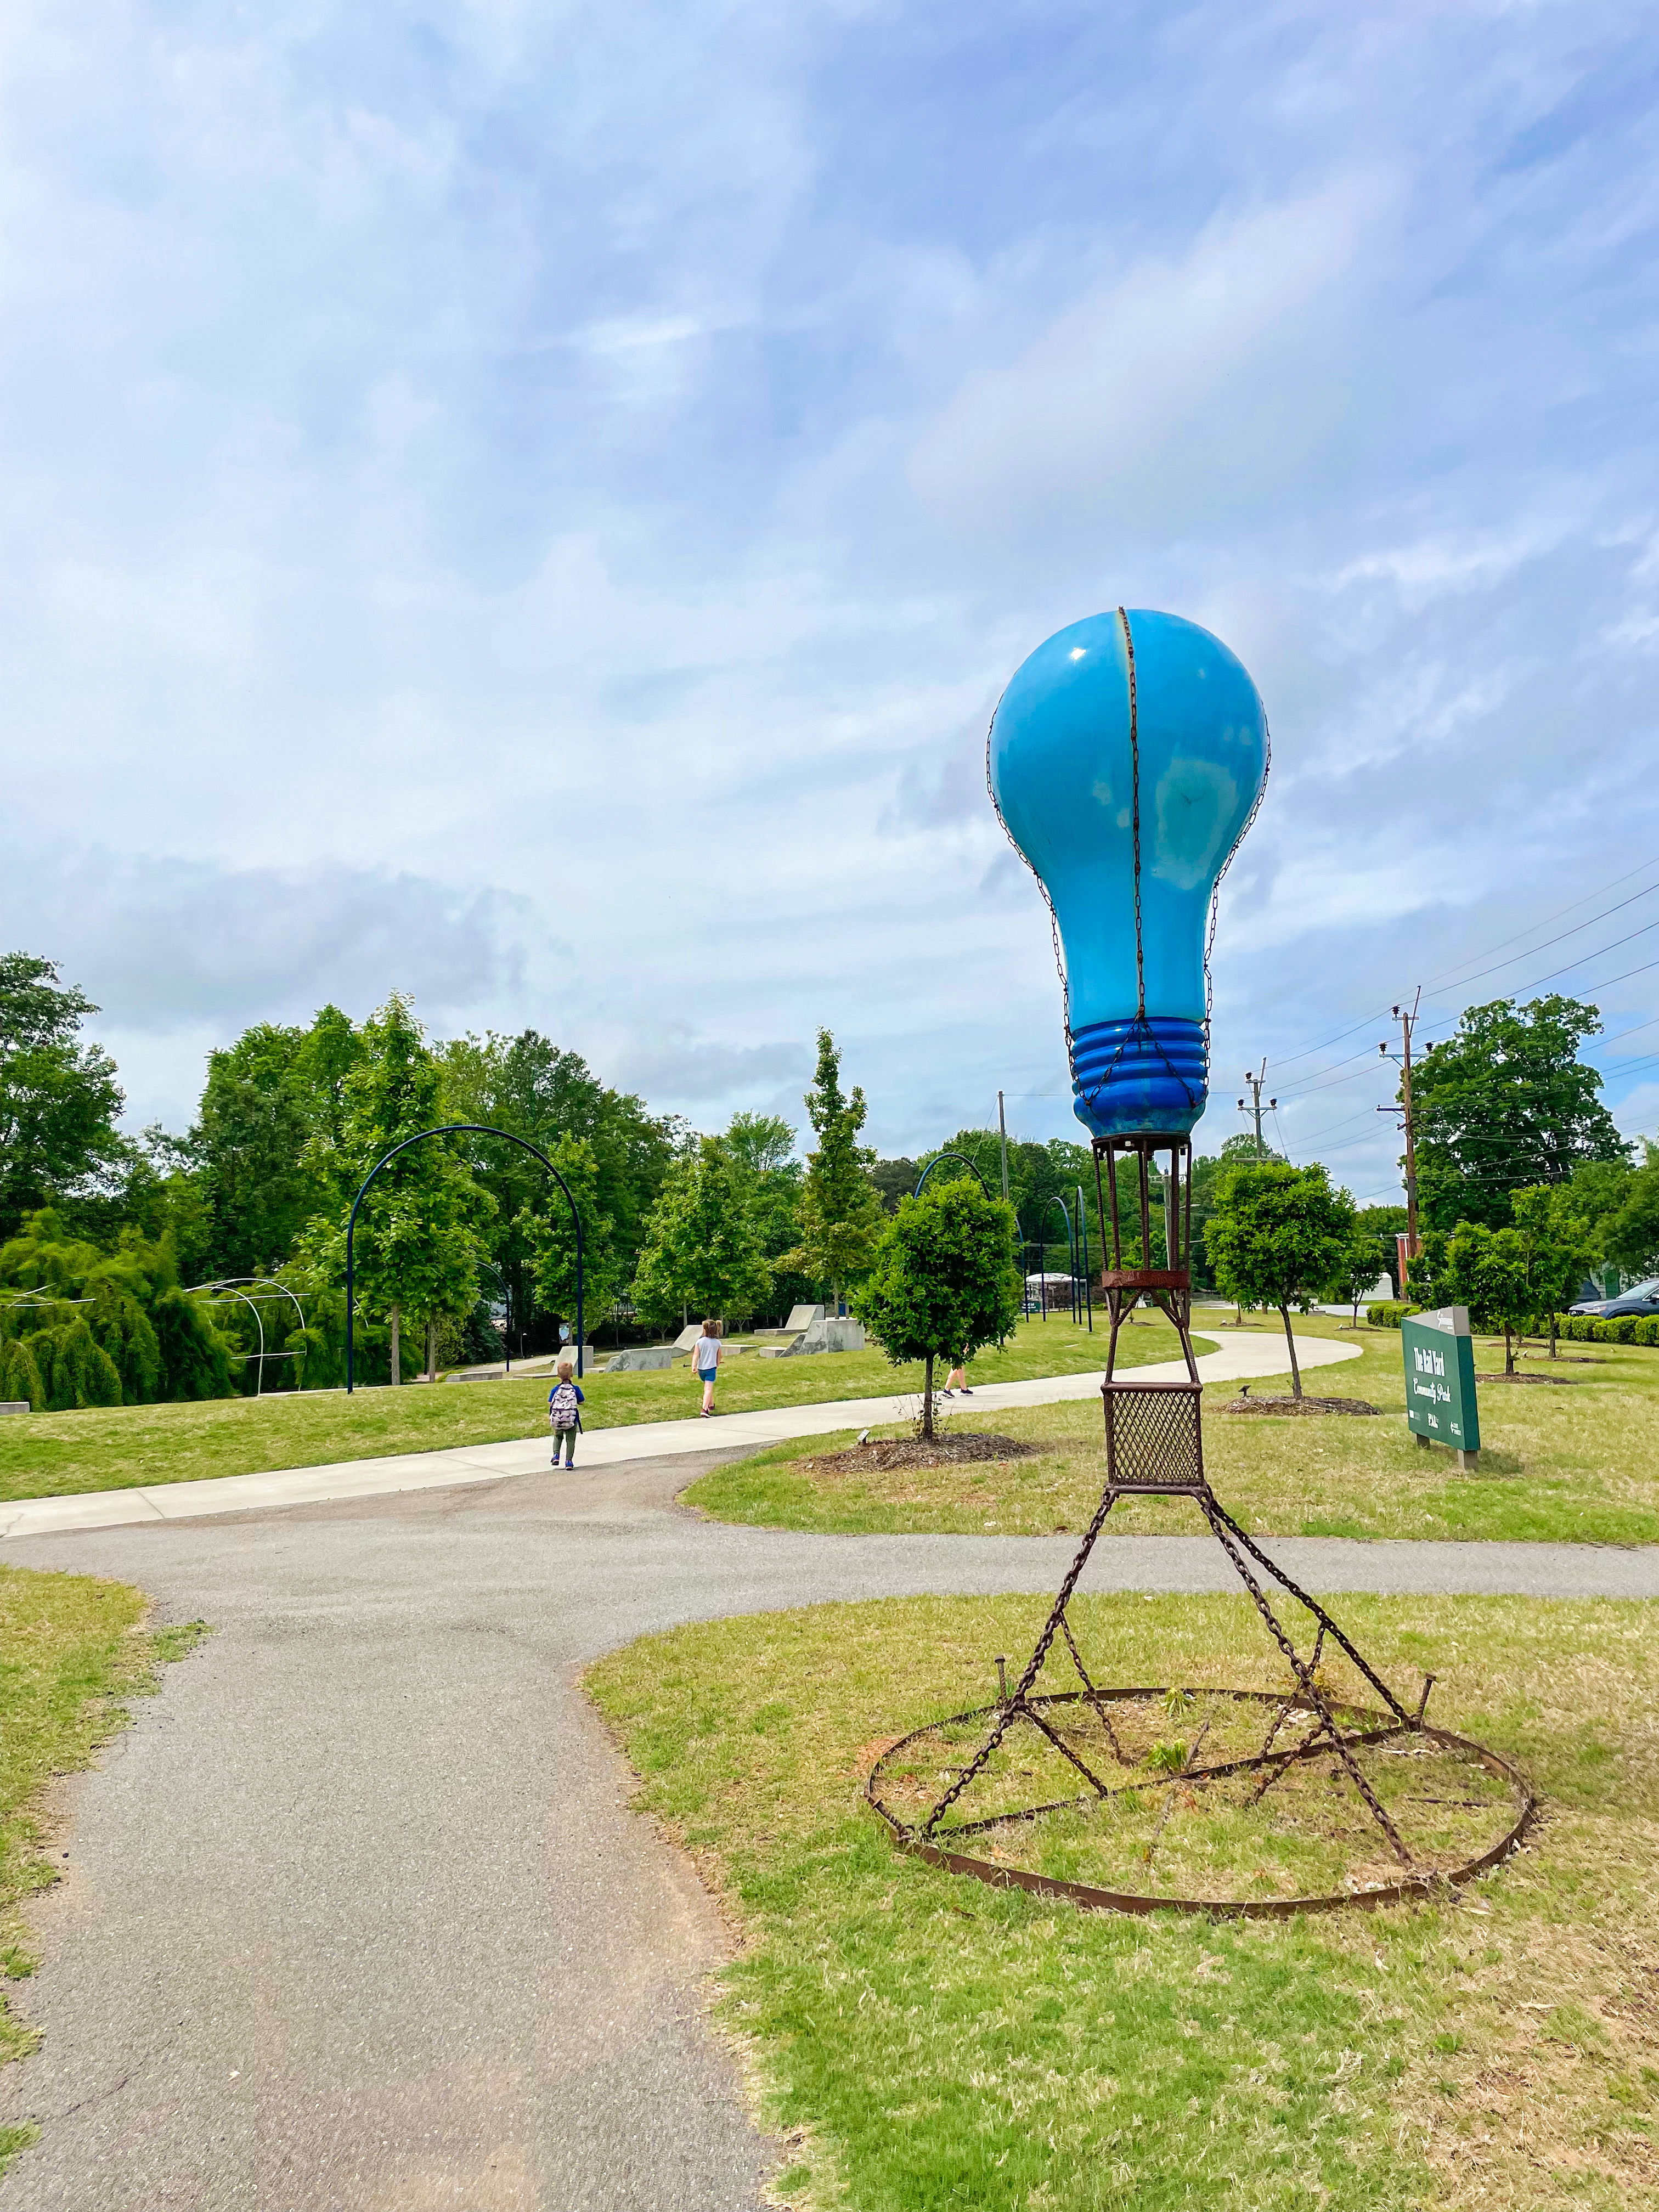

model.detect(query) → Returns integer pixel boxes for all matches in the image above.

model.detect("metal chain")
[1200,1502,1413,1865]
[1058,1610,1126,1764]
[1119,607,1146,1020]
[922,1488,1120,1836]
[1203,708,1272,1057]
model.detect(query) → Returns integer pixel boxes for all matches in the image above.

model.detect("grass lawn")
[0,1565,206,2174]
[685,1313,1659,1547]
[0,1314,1182,1504]
[588,1590,1659,2212]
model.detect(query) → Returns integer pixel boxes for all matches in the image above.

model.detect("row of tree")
[3,946,1651,1409]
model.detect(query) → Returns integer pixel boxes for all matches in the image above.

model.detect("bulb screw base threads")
[1070,1017,1206,1139]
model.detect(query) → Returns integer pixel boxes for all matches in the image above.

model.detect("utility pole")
[1237,1062,1275,1156]
[996,1090,1011,1204]
[1377,988,1423,1278]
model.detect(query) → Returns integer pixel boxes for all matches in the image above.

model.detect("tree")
[1205,1163,1356,1398]
[1329,1229,1387,1326]
[869,1158,921,1214]
[0,953,128,1242]
[853,1182,1022,1438]
[788,1031,885,1305]
[1440,1220,1530,1376]
[1355,1204,1409,1295]
[439,1029,676,1351]
[1510,1183,1600,1359]
[1410,996,1628,1232]
[526,1134,617,1335]
[193,1008,364,1279]
[630,1136,771,1327]
[725,1113,807,1318]
[0,1207,234,1403]
[302,997,494,1384]
[1599,1140,1659,1283]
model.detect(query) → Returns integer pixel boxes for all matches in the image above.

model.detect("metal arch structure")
[912,1152,993,1200]
[345,1124,584,1393]
[1042,1193,1080,1326]
[183,1277,309,1398]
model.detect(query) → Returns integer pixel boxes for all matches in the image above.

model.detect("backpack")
[549,1382,580,1430]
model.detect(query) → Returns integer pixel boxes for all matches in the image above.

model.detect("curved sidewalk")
[0,1329,1358,1541]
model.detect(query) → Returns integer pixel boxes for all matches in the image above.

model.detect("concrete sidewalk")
[0,1331,1359,1541]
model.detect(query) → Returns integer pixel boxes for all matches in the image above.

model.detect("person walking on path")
[693,1319,723,1417]
[548,1359,584,1466]
[940,1353,973,1400]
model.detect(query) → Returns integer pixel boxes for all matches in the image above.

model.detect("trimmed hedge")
[1364,1302,1659,1347]
[1558,1312,1659,1347]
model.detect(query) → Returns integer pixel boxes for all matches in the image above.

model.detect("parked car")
[1568,1276,1659,1319]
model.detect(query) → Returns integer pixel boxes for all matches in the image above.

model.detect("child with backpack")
[548,1359,584,1467]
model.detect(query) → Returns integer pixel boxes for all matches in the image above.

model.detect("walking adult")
[692,1318,723,1415]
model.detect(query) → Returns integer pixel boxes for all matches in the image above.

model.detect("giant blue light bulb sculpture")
[860,607,1530,1920]
[989,607,1268,1142]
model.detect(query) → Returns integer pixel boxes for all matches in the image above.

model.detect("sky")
[5,0,1659,1203]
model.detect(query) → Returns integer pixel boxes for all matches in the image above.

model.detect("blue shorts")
[695,1364,717,1381]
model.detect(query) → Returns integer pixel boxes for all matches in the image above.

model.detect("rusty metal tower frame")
[866,1131,1536,1916]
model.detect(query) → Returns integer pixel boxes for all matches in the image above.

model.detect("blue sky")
[5,0,1658,1200]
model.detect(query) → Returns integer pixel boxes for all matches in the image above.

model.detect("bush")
[1365,1302,1420,1328]
[24,1317,123,1410]
[0,1335,45,1409]
[1554,1313,1659,1347]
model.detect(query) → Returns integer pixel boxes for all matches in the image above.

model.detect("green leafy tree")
[725,1113,807,1319]
[1205,1163,1356,1398]
[788,1031,885,1305]
[1598,1139,1659,1283]
[303,997,494,1384]
[1440,1220,1530,1376]
[0,953,128,1242]
[439,1029,676,1350]
[1410,996,1628,1232]
[630,1136,771,1328]
[1329,1229,1388,1326]
[526,1134,618,1338]
[869,1157,921,1215]
[0,1207,232,1403]
[192,1007,364,1278]
[1355,1204,1409,1295]
[853,1182,1022,1438]
[1509,1183,1600,1359]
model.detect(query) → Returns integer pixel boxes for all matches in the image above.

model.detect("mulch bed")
[1218,1395,1379,1417]
[1476,1372,1579,1386]
[803,1432,1040,1476]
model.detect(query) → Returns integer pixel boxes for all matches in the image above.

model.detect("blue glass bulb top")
[989,609,1268,1139]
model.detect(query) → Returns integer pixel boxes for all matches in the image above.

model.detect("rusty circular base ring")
[865,1686,1538,1920]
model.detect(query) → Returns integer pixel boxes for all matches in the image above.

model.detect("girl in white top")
[693,1318,722,1415]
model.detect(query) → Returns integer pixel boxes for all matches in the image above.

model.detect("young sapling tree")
[853,1181,1021,1439]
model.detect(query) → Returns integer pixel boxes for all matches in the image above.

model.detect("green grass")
[587,1591,1659,2211]
[0,1565,207,2174]
[0,1314,1182,1503]
[685,1313,1659,1545]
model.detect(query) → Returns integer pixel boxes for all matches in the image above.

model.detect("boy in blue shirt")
[548,1359,584,1468]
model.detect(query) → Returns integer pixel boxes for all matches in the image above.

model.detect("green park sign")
[1401,1305,1481,1457]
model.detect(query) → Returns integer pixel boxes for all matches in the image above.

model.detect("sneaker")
[939,1388,954,1398]
[962,1387,973,1395]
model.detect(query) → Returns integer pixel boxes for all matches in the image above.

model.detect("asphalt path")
[0,1327,1359,1541]
[2,1434,1657,2210]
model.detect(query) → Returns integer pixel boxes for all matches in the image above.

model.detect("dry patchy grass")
[588,1592,1659,2211]
[686,1316,1659,1545]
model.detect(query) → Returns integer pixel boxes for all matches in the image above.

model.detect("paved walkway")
[0,1330,1358,1541]
[1,1342,1655,2211]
